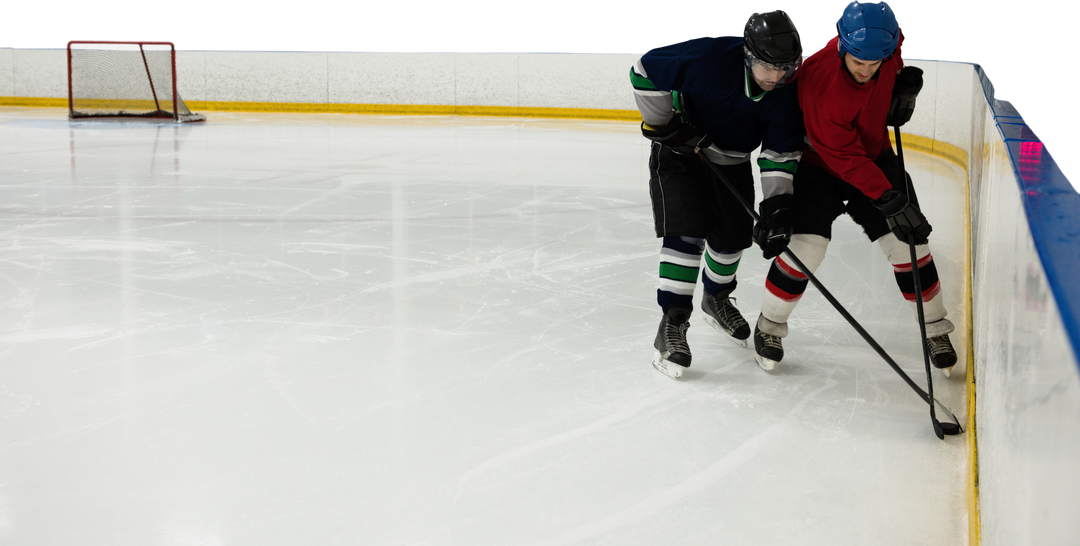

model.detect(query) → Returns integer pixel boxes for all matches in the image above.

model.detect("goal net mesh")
[68,42,204,122]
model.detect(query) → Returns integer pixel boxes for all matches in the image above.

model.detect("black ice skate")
[753,325,783,372]
[701,293,750,348]
[926,334,957,378]
[652,307,692,379]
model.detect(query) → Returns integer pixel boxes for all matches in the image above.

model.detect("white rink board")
[970,105,1080,546]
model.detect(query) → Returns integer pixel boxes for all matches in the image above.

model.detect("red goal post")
[67,41,205,123]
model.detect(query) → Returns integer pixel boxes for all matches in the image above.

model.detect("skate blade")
[754,354,778,372]
[702,315,749,348]
[651,352,686,379]
[936,366,953,378]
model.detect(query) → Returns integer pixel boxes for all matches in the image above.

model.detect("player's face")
[744,48,800,91]
[844,54,883,84]
[750,63,787,91]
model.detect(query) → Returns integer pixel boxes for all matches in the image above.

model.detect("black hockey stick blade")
[933,397,964,435]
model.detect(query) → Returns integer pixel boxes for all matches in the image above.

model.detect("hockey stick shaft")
[894,127,961,438]
[696,150,962,429]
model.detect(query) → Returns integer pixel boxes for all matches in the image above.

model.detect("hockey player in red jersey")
[753,1,958,374]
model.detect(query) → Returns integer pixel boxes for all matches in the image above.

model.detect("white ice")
[0,109,969,545]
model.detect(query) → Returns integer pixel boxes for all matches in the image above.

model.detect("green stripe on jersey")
[758,158,798,174]
[630,68,656,90]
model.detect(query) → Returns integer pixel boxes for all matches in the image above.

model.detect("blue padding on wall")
[992,100,1023,120]
[977,65,1080,364]
[998,122,1039,142]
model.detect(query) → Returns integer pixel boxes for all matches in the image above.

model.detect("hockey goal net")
[67,41,205,122]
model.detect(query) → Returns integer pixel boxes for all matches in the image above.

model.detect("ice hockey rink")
[0,108,970,545]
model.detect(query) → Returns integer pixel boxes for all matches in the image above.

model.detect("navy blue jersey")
[631,36,805,197]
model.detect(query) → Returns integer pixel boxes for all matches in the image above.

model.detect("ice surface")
[0,109,969,545]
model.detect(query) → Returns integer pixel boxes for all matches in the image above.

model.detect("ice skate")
[926,334,957,378]
[652,307,692,379]
[753,324,784,372]
[701,293,750,347]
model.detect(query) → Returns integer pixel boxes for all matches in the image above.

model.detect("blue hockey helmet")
[836,1,899,61]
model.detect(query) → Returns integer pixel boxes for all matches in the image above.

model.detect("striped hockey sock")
[701,241,741,297]
[657,236,704,312]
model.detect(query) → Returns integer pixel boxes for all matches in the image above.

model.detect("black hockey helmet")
[744,10,802,67]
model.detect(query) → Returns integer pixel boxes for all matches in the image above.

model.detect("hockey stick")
[696,150,964,436]
[893,126,963,438]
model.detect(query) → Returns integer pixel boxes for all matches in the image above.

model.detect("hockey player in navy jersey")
[630,11,806,379]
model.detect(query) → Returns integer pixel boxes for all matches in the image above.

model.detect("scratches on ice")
[454,389,683,507]
[528,377,840,546]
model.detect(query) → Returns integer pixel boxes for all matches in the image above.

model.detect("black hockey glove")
[873,189,932,245]
[641,116,712,155]
[753,194,796,259]
[887,66,924,127]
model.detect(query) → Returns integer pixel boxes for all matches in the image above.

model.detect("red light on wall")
[1019,141,1045,183]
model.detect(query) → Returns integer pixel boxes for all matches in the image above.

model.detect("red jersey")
[798,33,905,200]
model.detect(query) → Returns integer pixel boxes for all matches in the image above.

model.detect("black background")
[6,5,1071,176]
